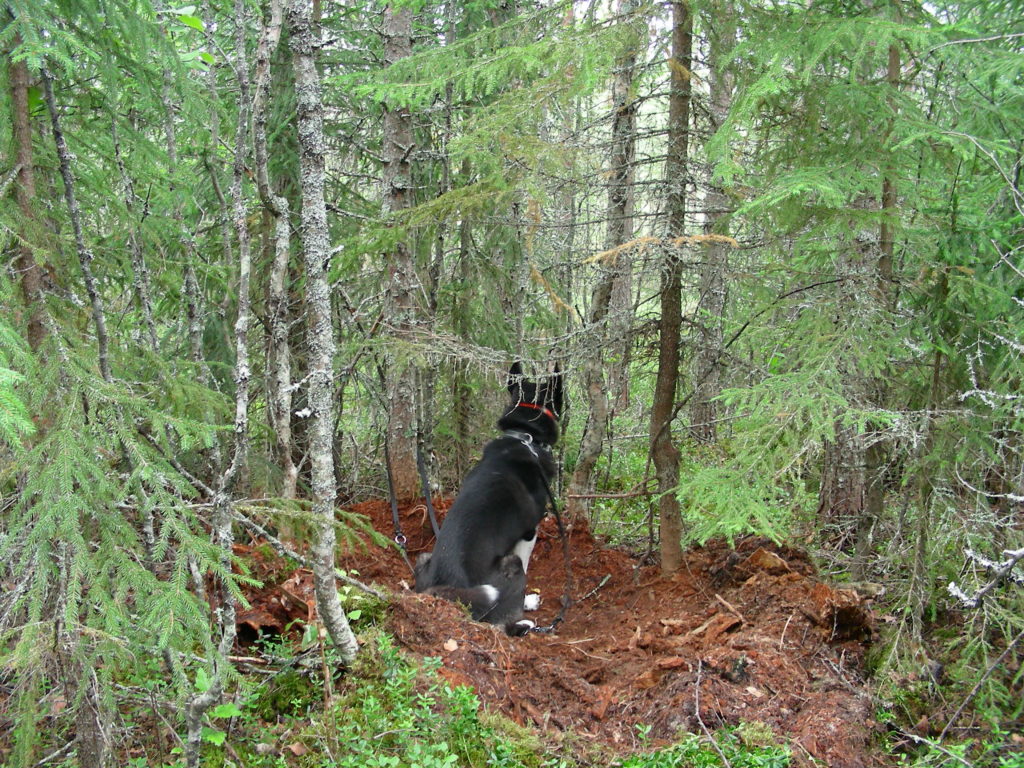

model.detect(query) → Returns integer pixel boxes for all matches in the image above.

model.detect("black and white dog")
[414,362,563,635]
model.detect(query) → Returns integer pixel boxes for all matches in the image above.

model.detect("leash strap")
[416,425,441,538]
[531,471,574,634]
[384,438,416,574]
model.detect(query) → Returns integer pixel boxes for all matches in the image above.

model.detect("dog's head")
[498,362,563,445]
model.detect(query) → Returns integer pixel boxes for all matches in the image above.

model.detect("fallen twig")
[579,574,612,603]
[714,593,746,624]
[233,511,387,599]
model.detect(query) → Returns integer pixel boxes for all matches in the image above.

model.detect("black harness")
[501,428,575,634]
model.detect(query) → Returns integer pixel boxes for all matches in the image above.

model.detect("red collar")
[515,401,557,423]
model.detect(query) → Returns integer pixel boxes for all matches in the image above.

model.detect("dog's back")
[414,363,562,636]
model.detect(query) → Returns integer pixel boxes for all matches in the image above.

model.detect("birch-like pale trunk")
[286,0,360,664]
[381,3,422,502]
[185,0,254,761]
[649,0,692,574]
[689,2,735,444]
[254,0,297,499]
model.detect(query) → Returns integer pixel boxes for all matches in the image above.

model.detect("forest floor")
[238,498,884,768]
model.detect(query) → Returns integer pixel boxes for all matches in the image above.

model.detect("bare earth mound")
[329,500,881,767]
[237,499,882,766]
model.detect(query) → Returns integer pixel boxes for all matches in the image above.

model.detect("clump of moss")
[251,669,318,720]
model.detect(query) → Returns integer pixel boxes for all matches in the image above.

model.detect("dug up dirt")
[239,499,882,767]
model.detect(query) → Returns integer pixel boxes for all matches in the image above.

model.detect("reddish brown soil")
[240,498,884,767]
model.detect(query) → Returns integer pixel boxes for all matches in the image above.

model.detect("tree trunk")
[566,0,642,519]
[649,0,692,574]
[43,72,113,383]
[605,0,641,409]
[254,0,298,499]
[112,116,159,353]
[849,41,902,578]
[689,2,734,444]
[818,423,865,535]
[453,193,473,481]
[43,68,121,768]
[7,39,46,352]
[186,0,254,758]
[381,3,421,501]
[287,0,360,663]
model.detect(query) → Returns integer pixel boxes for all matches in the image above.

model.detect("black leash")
[415,426,441,539]
[530,457,575,635]
[384,438,416,574]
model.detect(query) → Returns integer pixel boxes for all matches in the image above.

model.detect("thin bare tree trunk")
[649,0,692,574]
[910,346,943,640]
[185,0,254,759]
[8,41,46,351]
[606,0,641,408]
[287,0,359,663]
[855,40,902,579]
[41,69,116,768]
[112,117,160,352]
[43,72,112,383]
[567,336,611,520]
[381,3,421,501]
[567,0,642,519]
[878,44,899,304]
[254,0,298,499]
[689,2,734,444]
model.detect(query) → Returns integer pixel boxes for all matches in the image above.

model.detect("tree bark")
[185,0,253,759]
[43,72,112,383]
[112,116,160,352]
[287,0,359,663]
[605,0,641,408]
[649,0,692,574]
[7,39,46,352]
[41,69,118,768]
[254,0,298,499]
[849,41,902,578]
[566,0,642,519]
[381,3,422,501]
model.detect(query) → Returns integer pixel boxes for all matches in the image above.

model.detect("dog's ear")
[507,361,525,398]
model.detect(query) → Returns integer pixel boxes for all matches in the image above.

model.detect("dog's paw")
[507,619,536,637]
[479,584,499,605]
[523,593,541,612]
